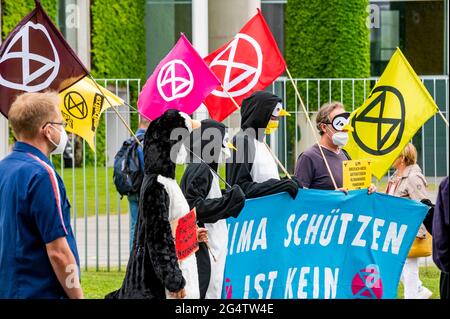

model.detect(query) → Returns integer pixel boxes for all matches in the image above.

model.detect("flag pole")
[221,85,241,110]
[285,67,338,190]
[87,75,143,148]
[186,146,233,189]
[264,141,291,179]
[437,109,449,127]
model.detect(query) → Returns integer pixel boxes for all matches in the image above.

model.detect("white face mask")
[217,147,231,163]
[331,131,349,148]
[48,125,68,155]
[175,143,188,164]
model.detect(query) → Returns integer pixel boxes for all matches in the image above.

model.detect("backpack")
[113,134,145,197]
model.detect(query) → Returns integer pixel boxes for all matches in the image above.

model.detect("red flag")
[204,9,286,122]
[0,1,89,118]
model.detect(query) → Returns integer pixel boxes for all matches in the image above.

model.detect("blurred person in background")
[386,142,432,299]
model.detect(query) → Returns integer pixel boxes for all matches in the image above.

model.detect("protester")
[106,110,207,299]
[181,119,245,298]
[386,142,432,299]
[226,91,300,199]
[127,116,150,250]
[432,176,449,299]
[294,101,376,194]
[0,92,83,299]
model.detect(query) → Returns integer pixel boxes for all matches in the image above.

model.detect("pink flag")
[138,34,220,120]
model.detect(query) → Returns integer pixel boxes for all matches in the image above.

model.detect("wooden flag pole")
[285,68,338,190]
[221,85,241,110]
[264,141,292,179]
[88,75,143,148]
[438,109,449,127]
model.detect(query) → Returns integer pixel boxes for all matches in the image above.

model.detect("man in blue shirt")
[128,116,149,250]
[0,92,83,299]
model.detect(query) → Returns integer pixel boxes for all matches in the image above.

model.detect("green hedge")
[1,0,57,39]
[284,0,371,171]
[2,1,146,166]
[286,0,370,108]
[87,0,147,165]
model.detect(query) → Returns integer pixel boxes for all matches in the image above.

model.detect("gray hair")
[316,101,345,135]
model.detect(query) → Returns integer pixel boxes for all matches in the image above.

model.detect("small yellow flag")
[59,77,123,150]
[344,48,438,179]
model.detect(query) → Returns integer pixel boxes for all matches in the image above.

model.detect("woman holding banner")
[386,142,433,299]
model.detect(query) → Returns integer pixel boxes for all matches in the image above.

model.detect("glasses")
[42,121,68,129]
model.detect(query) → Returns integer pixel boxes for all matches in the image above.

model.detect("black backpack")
[113,134,145,197]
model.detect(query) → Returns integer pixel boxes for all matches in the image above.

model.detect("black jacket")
[180,119,245,298]
[226,91,299,199]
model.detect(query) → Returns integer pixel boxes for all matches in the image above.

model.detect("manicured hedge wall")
[2,0,147,166]
[1,0,57,39]
[88,0,147,165]
[285,0,370,109]
[284,0,371,171]
[90,0,146,81]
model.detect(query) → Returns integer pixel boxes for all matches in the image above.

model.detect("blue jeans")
[128,194,139,251]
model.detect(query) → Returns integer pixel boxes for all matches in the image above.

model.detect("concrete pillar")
[0,1,10,160]
[209,0,260,53]
[192,0,209,120]
[208,0,261,128]
[62,0,91,70]
[77,0,91,70]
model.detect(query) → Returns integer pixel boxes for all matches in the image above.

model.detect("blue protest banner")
[222,189,428,299]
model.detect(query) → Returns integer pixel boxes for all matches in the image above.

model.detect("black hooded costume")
[226,91,299,199]
[180,119,245,299]
[106,109,199,299]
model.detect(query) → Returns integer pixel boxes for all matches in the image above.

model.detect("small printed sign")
[343,159,372,190]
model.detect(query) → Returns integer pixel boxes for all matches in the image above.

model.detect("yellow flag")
[59,77,123,150]
[344,48,438,179]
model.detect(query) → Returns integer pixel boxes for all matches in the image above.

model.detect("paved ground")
[74,213,130,269]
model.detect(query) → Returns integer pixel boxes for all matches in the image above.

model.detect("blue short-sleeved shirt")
[0,142,80,299]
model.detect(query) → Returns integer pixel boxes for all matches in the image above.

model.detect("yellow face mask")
[265,103,290,135]
[265,120,279,135]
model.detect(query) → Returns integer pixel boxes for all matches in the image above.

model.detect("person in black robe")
[226,90,300,199]
[106,109,204,299]
[180,119,245,298]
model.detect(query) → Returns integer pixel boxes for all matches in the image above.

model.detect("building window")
[261,0,286,55]
[370,0,445,76]
[145,0,192,76]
